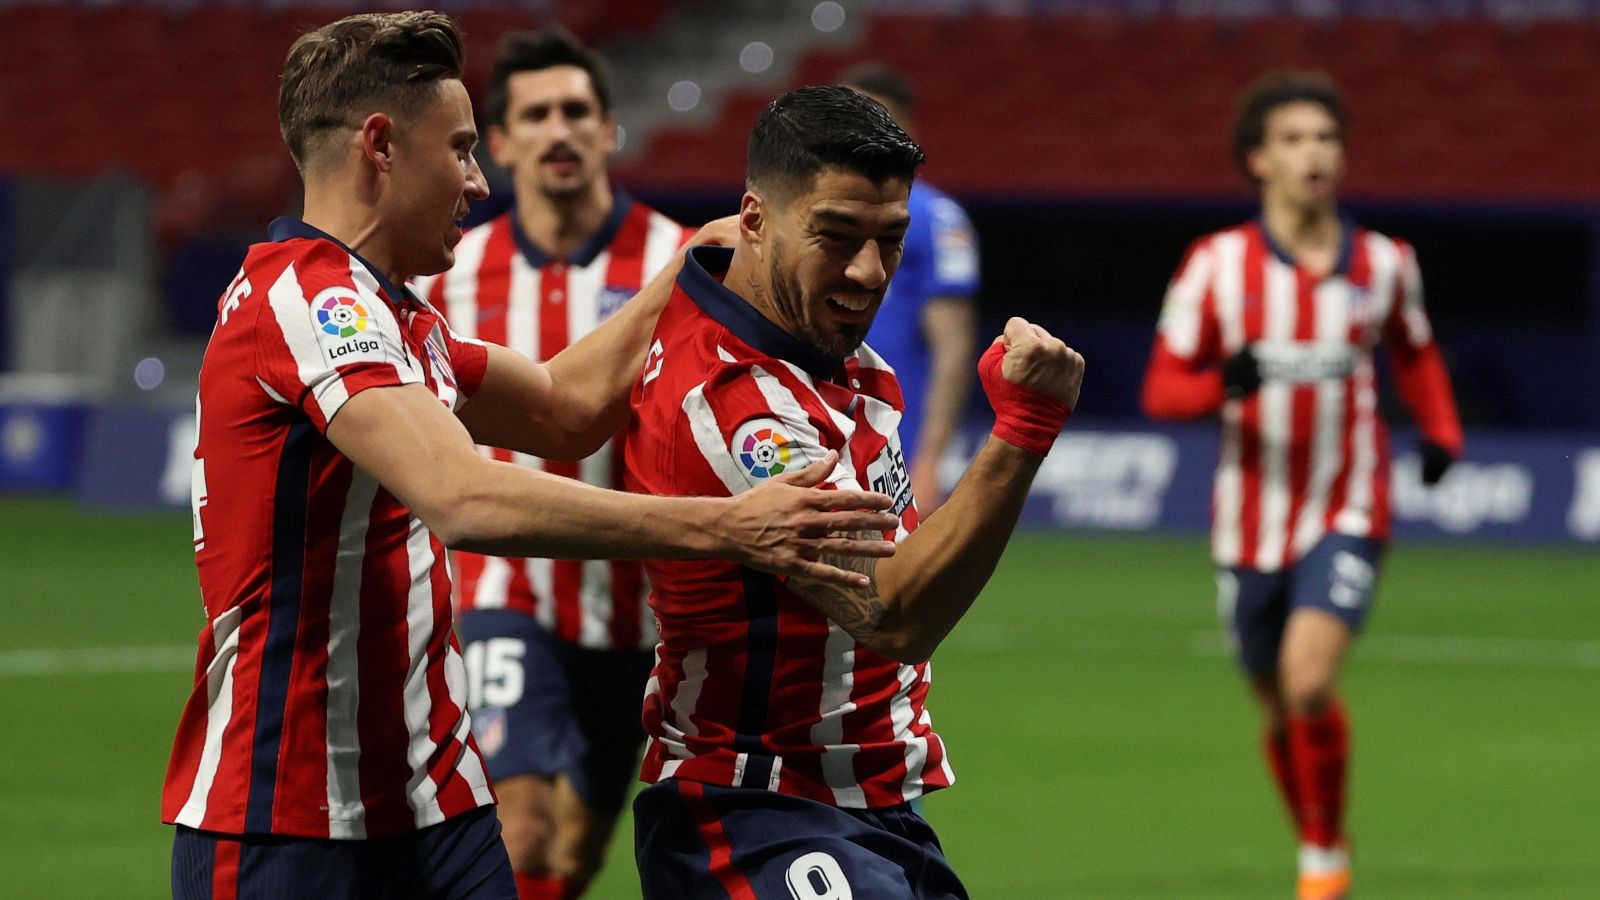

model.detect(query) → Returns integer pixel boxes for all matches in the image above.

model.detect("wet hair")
[746,85,925,202]
[485,26,614,128]
[279,11,465,174]
[1233,70,1346,183]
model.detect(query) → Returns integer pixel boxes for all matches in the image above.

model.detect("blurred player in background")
[162,14,900,898]
[414,28,690,900]
[625,86,1083,899]
[840,63,980,512]
[1141,71,1463,900]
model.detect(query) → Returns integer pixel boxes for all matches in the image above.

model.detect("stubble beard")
[766,242,866,360]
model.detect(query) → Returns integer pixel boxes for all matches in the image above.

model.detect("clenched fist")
[978,317,1085,457]
[988,317,1085,409]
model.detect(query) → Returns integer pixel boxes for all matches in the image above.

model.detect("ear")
[486,123,512,170]
[601,113,619,157]
[1246,145,1269,183]
[738,191,766,258]
[359,113,397,173]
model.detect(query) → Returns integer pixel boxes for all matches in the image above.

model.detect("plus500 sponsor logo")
[1031,432,1179,529]
[1392,454,1533,533]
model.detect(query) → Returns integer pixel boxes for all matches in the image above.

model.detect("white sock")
[1298,842,1350,876]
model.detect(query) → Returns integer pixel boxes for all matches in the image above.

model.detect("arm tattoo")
[786,542,887,642]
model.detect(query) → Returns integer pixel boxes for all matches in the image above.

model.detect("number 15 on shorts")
[462,637,526,709]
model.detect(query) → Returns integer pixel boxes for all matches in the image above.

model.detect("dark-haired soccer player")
[626,86,1084,899]
[414,28,691,900]
[840,62,980,514]
[1142,71,1463,900]
[161,14,900,898]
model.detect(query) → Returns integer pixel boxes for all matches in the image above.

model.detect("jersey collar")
[1257,212,1358,277]
[509,188,634,269]
[678,246,842,379]
[267,216,412,305]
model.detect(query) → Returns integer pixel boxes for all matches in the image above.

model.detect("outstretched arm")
[328,381,897,587]
[457,217,738,460]
[787,317,1084,662]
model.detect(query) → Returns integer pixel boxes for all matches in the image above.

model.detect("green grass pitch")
[2,495,1596,898]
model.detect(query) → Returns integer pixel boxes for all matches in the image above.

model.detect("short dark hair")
[839,62,917,117]
[747,85,925,202]
[485,27,613,128]
[279,11,465,174]
[1233,70,1346,182]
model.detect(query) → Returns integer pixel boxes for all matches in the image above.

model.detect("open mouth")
[826,296,873,319]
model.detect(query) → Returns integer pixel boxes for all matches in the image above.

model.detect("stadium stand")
[619,11,1600,200]
[0,2,678,186]
[5,3,1598,201]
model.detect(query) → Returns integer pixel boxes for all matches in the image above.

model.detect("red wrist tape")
[979,341,1072,457]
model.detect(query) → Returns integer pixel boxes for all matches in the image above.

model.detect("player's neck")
[516,179,614,260]
[301,189,404,286]
[1260,198,1341,275]
[723,246,789,333]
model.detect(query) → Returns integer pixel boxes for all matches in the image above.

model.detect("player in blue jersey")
[842,63,981,512]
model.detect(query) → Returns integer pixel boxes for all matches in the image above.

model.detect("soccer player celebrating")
[1141,71,1464,900]
[161,15,900,899]
[840,63,981,514]
[413,29,691,900]
[624,86,1084,898]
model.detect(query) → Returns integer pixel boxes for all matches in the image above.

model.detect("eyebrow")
[812,208,911,231]
[451,128,479,147]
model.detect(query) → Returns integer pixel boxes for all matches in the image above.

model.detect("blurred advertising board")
[55,404,1600,544]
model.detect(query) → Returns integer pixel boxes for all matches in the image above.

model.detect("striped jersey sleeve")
[683,360,854,495]
[1384,239,1434,349]
[1154,236,1223,363]
[253,239,424,431]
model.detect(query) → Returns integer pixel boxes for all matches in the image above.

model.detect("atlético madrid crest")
[471,706,508,758]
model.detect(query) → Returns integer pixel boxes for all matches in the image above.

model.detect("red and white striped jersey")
[624,246,950,809]
[162,218,496,839]
[1143,219,1463,571]
[416,193,691,651]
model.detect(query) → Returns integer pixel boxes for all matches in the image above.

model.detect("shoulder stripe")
[683,381,755,495]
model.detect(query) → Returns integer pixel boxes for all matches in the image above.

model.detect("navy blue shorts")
[1218,532,1385,675]
[634,780,969,900]
[171,806,514,900]
[458,608,653,815]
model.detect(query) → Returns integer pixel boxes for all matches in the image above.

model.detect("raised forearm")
[874,437,1039,659]
[789,436,1040,662]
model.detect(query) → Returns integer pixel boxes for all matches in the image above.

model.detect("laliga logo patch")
[314,287,370,339]
[733,419,800,479]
